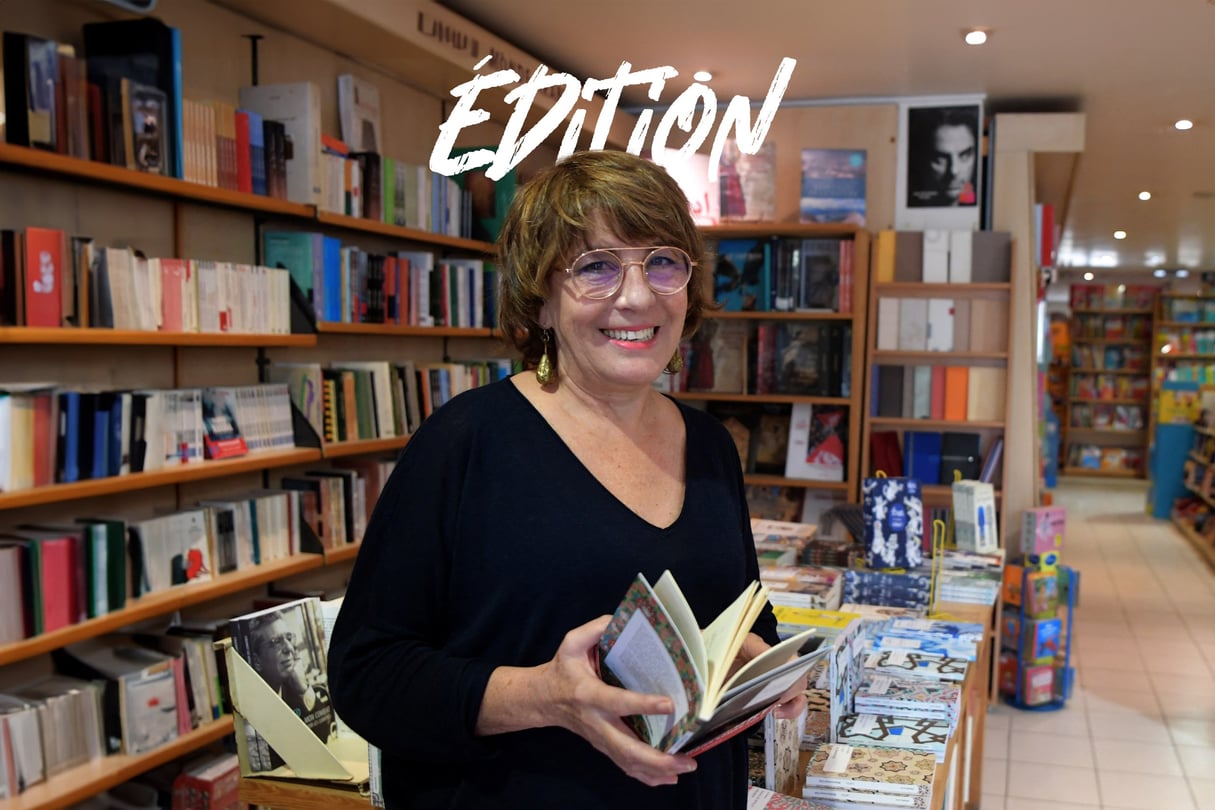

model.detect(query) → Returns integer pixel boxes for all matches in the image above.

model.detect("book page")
[600,574,700,749]
[701,581,766,707]
[722,628,818,697]
[651,570,707,687]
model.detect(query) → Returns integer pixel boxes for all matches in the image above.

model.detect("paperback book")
[598,570,828,755]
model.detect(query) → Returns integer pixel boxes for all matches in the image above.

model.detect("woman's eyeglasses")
[563,246,695,300]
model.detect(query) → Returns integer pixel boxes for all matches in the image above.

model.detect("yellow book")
[875,230,896,283]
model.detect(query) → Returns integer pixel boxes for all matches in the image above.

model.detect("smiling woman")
[327,150,805,809]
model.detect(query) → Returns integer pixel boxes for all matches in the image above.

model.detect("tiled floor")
[981,477,1215,809]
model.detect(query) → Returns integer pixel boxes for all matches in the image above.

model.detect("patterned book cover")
[870,634,978,662]
[747,786,833,809]
[884,618,985,643]
[598,572,701,751]
[836,714,951,760]
[863,650,969,682]
[804,743,935,795]
[854,675,961,720]
[861,476,924,569]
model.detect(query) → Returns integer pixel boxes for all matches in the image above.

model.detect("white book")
[925,299,954,352]
[876,298,901,350]
[921,229,949,282]
[195,261,221,332]
[948,230,973,283]
[897,299,928,350]
[238,82,323,206]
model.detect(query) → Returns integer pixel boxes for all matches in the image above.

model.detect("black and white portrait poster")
[895,96,984,231]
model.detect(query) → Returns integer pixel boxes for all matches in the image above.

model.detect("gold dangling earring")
[535,328,555,384]
[664,350,684,374]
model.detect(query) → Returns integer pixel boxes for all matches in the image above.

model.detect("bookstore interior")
[0,1,1213,809]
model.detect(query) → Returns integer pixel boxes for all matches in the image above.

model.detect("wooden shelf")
[1071,337,1151,345]
[323,543,363,565]
[0,143,313,218]
[1161,292,1215,300]
[704,310,853,321]
[1195,425,1215,438]
[0,328,316,347]
[0,555,328,667]
[870,350,1007,364]
[921,483,1003,500]
[240,776,368,810]
[1067,397,1146,405]
[870,281,1011,298]
[316,322,496,338]
[0,716,236,810]
[742,474,849,490]
[700,222,861,239]
[0,448,323,511]
[1060,466,1141,478]
[671,392,850,406]
[1066,427,1146,437]
[1190,451,1212,467]
[1157,320,1215,329]
[1070,368,1145,375]
[314,211,495,253]
[323,436,409,458]
[1072,307,1154,315]
[867,417,1005,430]
[1156,351,1215,360]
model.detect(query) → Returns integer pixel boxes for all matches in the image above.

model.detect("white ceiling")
[437,0,1215,276]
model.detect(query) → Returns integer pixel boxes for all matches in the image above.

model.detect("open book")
[598,570,828,755]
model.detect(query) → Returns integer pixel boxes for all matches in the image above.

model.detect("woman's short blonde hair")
[496,150,709,370]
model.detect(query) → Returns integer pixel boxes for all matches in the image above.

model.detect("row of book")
[1072,312,1151,340]
[1066,443,1143,472]
[3,24,480,241]
[263,231,497,328]
[0,623,233,798]
[1163,296,1215,323]
[0,384,294,494]
[706,403,848,483]
[0,227,293,333]
[873,229,1012,285]
[709,237,857,314]
[0,458,394,645]
[870,364,1005,423]
[1069,402,1145,431]
[870,430,1001,485]
[1157,327,1215,355]
[875,294,1008,355]
[271,358,516,445]
[1069,282,1157,311]
[1070,343,1148,372]
[668,320,851,398]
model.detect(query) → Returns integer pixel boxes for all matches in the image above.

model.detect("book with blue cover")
[861,477,924,569]
[712,238,770,312]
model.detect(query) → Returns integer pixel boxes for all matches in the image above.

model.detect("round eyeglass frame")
[562,246,697,300]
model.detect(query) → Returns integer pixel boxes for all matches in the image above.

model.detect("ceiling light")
[1113,230,1127,240]
[1177,269,1191,278]
[693,70,713,82]
[1083,272,1094,281]
[1139,191,1151,201]
[1175,119,1194,130]
[964,29,988,45]
[1153,269,1167,278]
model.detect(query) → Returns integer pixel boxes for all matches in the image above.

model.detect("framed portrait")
[906,103,981,209]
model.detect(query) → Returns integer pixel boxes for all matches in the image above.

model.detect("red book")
[31,390,55,487]
[930,365,946,420]
[37,535,78,633]
[23,227,65,327]
[234,110,252,193]
[383,255,398,324]
[1039,203,1055,268]
[160,258,188,332]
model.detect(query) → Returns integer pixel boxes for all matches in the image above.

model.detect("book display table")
[239,777,371,810]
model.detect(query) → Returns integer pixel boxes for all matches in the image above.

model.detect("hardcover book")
[228,598,335,774]
[598,570,827,755]
[799,148,866,225]
[861,477,924,569]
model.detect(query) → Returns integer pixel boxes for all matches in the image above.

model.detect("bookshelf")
[0,87,498,810]
[669,223,870,515]
[1150,292,1215,442]
[858,230,1016,539]
[1061,284,1155,477]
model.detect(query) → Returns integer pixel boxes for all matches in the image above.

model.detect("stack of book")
[842,568,933,610]
[862,649,969,683]
[853,674,962,724]
[760,566,843,611]
[935,550,1004,605]
[802,744,936,808]
[835,713,951,762]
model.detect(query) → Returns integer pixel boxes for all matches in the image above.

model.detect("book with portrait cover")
[598,570,827,755]
[800,148,867,225]
[228,598,335,774]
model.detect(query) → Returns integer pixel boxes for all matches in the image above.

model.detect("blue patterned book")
[862,477,924,569]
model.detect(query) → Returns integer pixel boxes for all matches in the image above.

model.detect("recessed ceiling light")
[1153,269,1167,278]
[1139,191,1152,201]
[693,70,713,82]
[1083,272,1095,281]
[1176,119,1195,130]
[1114,230,1127,239]
[1177,269,1191,278]
[964,29,988,45]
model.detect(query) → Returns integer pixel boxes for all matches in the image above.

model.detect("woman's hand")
[478,616,698,786]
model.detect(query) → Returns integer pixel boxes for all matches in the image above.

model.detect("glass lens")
[570,250,624,298]
[645,248,691,294]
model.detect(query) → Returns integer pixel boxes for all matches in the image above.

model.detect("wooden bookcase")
[1150,292,1215,442]
[858,232,1016,541]
[0,139,497,810]
[670,223,870,513]
[1061,284,1155,478]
